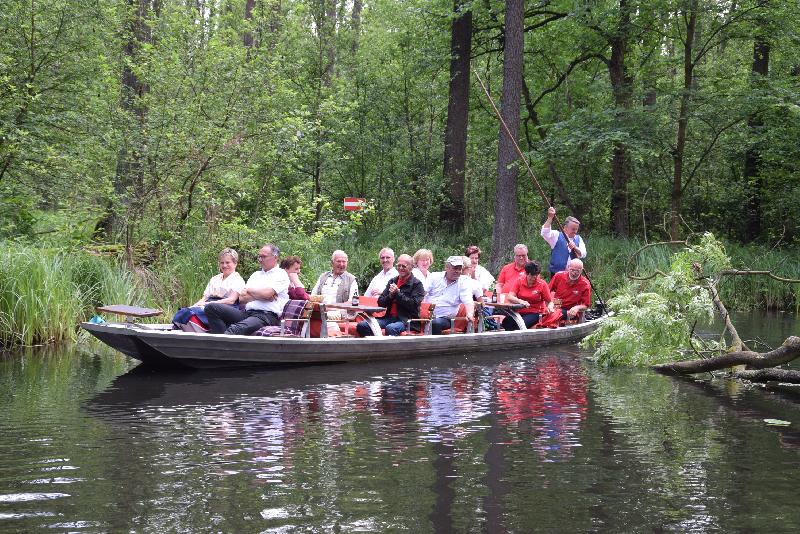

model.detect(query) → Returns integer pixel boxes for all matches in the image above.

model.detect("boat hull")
[81,318,605,369]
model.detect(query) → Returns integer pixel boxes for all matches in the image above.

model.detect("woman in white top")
[465,245,495,291]
[412,248,434,292]
[460,256,483,300]
[193,248,246,307]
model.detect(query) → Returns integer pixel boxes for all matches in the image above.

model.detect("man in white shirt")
[541,206,587,276]
[425,256,475,335]
[311,250,359,304]
[364,247,399,297]
[205,243,290,335]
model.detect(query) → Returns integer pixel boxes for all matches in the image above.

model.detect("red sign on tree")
[344,197,366,211]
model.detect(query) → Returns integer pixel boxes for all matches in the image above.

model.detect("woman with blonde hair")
[412,248,434,291]
[173,248,245,331]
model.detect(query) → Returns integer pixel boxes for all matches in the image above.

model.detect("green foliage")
[0,244,145,346]
[582,233,729,367]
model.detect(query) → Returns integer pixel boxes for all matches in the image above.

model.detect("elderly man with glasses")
[205,243,290,335]
[548,258,592,322]
[364,247,399,297]
[357,254,424,337]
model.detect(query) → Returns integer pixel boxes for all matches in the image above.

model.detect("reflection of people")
[465,245,494,291]
[496,244,529,294]
[502,261,553,331]
[541,206,586,276]
[280,256,309,300]
[311,250,358,304]
[358,254,424,336]
[425,256,474,335]
[205,244,289,335]
[364,247,399,297]
[549,258,591,321]
[172,248,244,329]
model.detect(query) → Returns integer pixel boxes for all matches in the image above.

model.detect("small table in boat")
[96,304,163,323]
[482,301,527,331]
[325,303,387,336]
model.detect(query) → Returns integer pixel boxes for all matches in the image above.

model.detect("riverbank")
[1,230,797,347]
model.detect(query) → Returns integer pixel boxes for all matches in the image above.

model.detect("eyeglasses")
[397,264,410,269]
[257,254,274,260]
[379,256,393,260]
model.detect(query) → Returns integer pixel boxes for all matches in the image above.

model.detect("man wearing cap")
[357,254,424,336]
[424,256,475,335]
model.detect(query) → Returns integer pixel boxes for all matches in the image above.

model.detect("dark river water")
[1,313,799,532]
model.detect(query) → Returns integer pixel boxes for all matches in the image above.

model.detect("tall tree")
[100,0,153,253]
[741,4,769,241]
[607,0,634,237]
[441,0,473,227]
[489,0,524,271]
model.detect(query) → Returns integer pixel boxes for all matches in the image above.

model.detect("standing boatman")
[540,207,586,277]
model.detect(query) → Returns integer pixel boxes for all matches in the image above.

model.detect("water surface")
[1,313,798,532]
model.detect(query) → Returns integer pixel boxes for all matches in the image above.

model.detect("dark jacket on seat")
[377,275,425,322]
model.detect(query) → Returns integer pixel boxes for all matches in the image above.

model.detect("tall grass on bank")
[0,244,144,347]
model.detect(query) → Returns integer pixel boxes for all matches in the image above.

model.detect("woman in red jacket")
[502,261,554,330]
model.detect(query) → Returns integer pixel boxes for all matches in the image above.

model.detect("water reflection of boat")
[80,316,606,369]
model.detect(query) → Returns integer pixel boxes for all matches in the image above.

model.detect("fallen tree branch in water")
[652,336,800,375]
[733,368,800,384]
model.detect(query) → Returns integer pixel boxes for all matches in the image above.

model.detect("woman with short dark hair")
[280,255,309,300]
[501,260,553,330]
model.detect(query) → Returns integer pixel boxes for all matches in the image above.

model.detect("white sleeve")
[540,225,559,248]
[577,236,587,259]
[230,272,245,293]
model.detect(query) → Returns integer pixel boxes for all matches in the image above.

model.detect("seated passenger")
[549,258,591,321]
[364,247,399,297]
[460,255,483,301]
[465,245,495,291]
[172,248,245,330]
[501,260,553,331]
[311,250,358,304]
[411,248,434,292]
[205,243,289,335]
[280,255,309,300]
[495,244,529,294]
[424,256,475,335]
[357,254,424,336]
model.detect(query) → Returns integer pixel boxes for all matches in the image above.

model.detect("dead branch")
[718,269,800,284]
[733,368,800,384]
[652,336,800,375]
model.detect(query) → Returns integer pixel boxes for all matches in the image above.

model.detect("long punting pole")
[473,69,607,312]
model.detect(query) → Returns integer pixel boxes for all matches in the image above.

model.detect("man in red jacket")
[548,258,592,322]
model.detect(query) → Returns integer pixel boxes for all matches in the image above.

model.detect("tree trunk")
[243,0,256,48]
[351,0,362,54]
[100,0,151,246]
[489,0,524,272]
[652,336,800,375]
[608,0,633,238]
[670,0,697,240]
[741,36,769,241]
[441,0,472,228]
[322,0,336,86]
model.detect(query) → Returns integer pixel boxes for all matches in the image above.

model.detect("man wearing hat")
[424,256,475,335]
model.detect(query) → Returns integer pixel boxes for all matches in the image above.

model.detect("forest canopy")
[2,0,799,266]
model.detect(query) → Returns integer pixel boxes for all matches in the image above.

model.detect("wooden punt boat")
[80,312,608,369]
